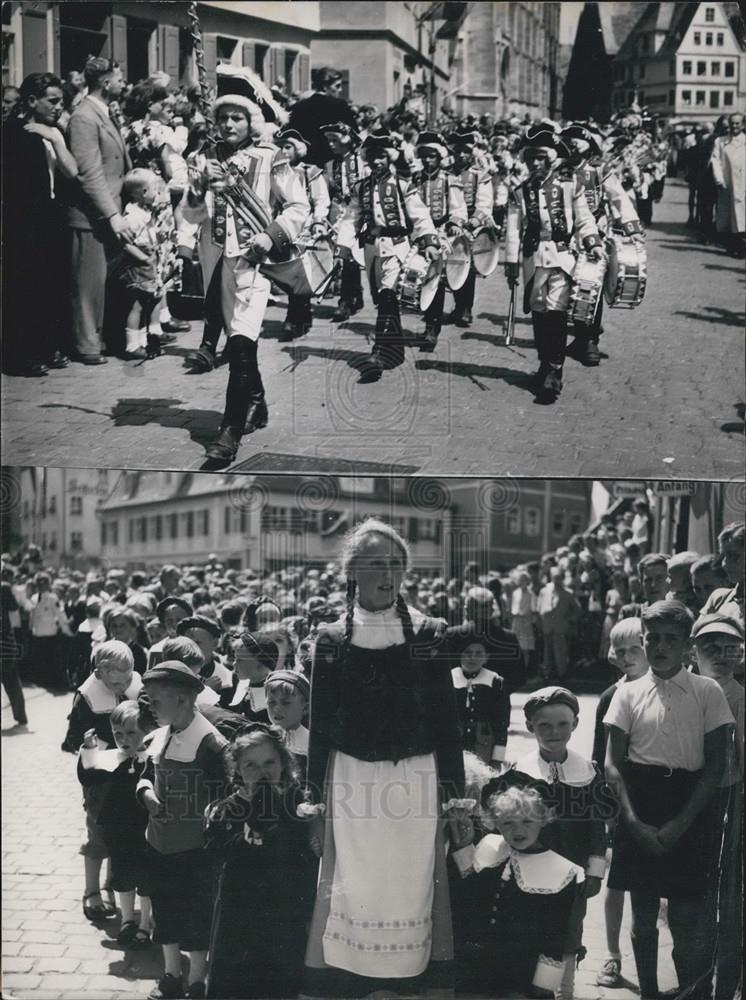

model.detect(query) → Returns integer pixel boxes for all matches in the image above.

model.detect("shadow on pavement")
[463,330,535,351]
[111,397,221,448]
[673,307,745,327]
[656,241,726,255]
[280,343,386,378]
[414,357,535,394]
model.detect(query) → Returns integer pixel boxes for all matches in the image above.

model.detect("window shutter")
[298,52,310,92]
[203,32,218,90]
[242,40,255,71]
[159,24,180,83]
[108,14,127,69]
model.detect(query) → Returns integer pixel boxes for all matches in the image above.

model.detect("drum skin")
[471,226,500,276]
[445,234,471,290]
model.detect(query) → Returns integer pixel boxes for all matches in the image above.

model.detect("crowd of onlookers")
[2,502,742,721]
[671,113,745,256]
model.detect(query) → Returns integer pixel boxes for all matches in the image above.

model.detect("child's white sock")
[125,328,143,353]
[555,954,575,1000]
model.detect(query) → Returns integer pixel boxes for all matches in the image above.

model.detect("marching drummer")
[504,127,605,405]
[414,130,468,350]
[335,129,441,382]
[182,65,310,466]
[560,122,644,368]
[319,122,368,324]
[276,127,331,340]
[447,129,495,328]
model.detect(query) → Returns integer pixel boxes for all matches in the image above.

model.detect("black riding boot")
[421,280,446,351]
[206,336,266,466]
[535,310,567,404]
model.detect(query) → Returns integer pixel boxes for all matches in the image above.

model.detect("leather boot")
[185,344,216,372]
[244,397,268,433]
[631,930,660,1000]
[332,302,351,322]
[205,426,242,466]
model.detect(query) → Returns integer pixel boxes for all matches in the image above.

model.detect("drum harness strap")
[359,175,413,246]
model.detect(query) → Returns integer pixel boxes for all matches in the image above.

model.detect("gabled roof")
[619,2,746,58]
[598,1,648,55]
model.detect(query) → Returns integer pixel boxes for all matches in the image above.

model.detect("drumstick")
[504,283,516,346]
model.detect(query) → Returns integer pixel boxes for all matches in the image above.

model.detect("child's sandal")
[117,921,139,946]
[82,892,116,922]
[129,928,152,950]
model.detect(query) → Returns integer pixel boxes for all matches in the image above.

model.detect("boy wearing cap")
[183,64,310,467]
[138,661,230,1000]
[504,127,605,404]
[320,122,368,322]
[604,601,734,1000]
[447,130,495,327]
[176,615,234,695]
[276,126,331,339]
[335,129,441,381]
[559,122,643,367]
[513,686,610,1000]
[415,131,468,349]
[223,630,277,722]
[691,613,743,1000]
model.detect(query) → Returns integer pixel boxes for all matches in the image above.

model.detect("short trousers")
[108,845,152,896]
[146,845,213,949]
[79,784,110,860]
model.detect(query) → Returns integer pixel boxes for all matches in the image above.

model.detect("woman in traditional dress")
[301,518,466,998]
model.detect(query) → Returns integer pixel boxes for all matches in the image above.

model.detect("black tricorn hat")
[561,122,603,156]
[520,129,570,159]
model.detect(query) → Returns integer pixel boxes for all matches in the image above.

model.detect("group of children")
[60,593,742,1000]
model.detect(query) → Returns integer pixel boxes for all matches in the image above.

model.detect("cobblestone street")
[2,683,680,1000]
[2,179,743,479]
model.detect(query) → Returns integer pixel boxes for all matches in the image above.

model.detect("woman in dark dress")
[302,517,466,998]
[206,724,316,999]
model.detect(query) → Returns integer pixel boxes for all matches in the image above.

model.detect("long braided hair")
[339,518,413,654]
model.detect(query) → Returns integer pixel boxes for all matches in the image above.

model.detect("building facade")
[611,1,746,120]
[450,2,563,121]
[310,1,453,114]
[16,468,115,568]
[3,1,319,93]
[95,475,593,577]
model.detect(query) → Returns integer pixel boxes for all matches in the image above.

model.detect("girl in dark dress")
[205,724,317,999]
[449,778,586,998]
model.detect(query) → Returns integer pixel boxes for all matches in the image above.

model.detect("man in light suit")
[67,57,132,364]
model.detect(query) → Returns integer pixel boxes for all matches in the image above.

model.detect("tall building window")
[70,496,82,515]
[716,32,724,45]
[724,61,735,77]
[711,61,721,75]
[693,31,701,44]
[723,91,734,105]
[639,62,646,78]
[695,90,706,105]
[524,508,541,537]
[70,531,83,552]
[682,89,692,105]
[705,7,715,22]
[705,32,713,45]
[49,496,57,514]
[668,89,675,105]
[710,90,720,107]
[697,60,707,75]
[682,60,692,74]
[506,510,521,535]
[168,513,178,539]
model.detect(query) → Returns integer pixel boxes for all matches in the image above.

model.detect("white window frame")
[705,7,715,22]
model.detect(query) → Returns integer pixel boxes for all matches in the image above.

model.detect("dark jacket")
[288,92,357,167]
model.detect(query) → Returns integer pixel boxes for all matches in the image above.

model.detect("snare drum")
[570,253,606,326]
[605,234,647,308]
[396,249,441,312]
[445,233,471,290]
[296,233,337,297]
[471,226,500,276]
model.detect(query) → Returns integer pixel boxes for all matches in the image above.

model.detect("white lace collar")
[149,711,221,763]
[451,667,493,689]
[473,834,585,892]
[347,601,428,649]
[515,747,596,787]
[79,672,143,713]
